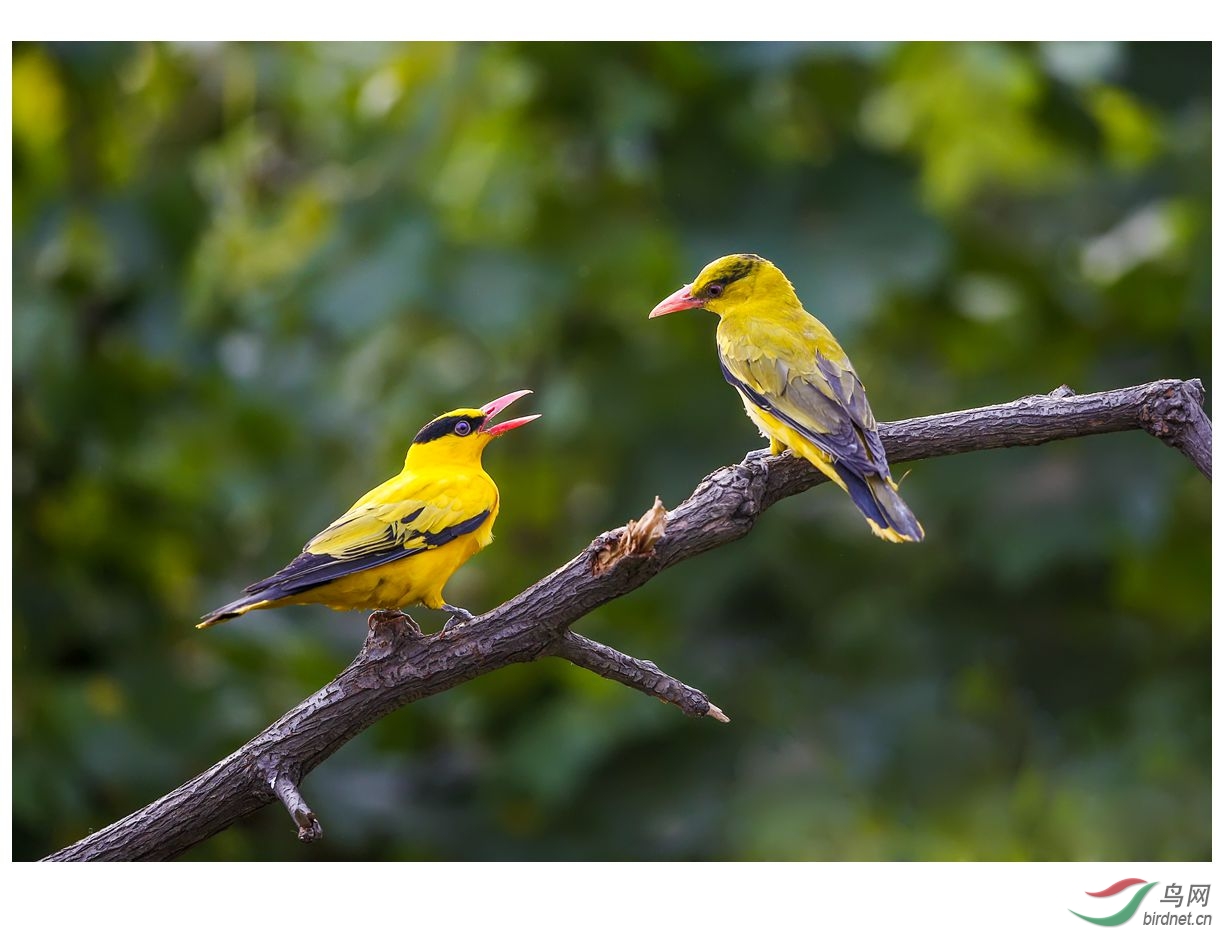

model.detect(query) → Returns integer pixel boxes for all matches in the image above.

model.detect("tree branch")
[550,630,730,722]
[44,378,1209,861]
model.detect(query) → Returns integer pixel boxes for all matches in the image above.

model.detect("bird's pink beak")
[479,389,541,437]
[648,283,704,319]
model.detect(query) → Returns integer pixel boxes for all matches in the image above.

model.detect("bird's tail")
[196,594,274,629]
[833,461,925,544]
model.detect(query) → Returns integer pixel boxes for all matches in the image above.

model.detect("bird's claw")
[440,605,476,634]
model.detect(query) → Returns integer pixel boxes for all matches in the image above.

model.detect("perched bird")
[649,254,923,543]
[197,390,540,629]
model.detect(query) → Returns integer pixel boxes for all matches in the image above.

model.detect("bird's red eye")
[706,282,724,298]
[455,420,472,436]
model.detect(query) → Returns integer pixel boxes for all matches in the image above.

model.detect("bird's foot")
[439,604,476,635]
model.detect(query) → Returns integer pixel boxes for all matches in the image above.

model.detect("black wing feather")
[244,510,490,601]
[719,354,886,479]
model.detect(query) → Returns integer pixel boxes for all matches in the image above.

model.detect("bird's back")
[715,298,920,543]
[307,463,500,562]
[717,304,851,372]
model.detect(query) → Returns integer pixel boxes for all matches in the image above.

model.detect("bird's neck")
[402,445,486,475]
[718,293,804,323]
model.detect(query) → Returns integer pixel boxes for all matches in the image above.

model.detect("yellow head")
[648,253,800,319]
[404,389,540,469]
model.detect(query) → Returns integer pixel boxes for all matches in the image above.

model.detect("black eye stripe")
[699,255,759,297]
[412,412,485,444]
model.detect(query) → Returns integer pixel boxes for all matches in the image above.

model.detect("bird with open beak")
[197,390,541,629]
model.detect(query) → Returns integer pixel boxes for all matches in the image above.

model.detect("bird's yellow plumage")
[196,390,541,629]
[650,253,923,543]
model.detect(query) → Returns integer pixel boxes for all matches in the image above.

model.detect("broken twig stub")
[592,496,669,576]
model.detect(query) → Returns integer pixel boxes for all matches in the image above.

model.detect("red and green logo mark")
[1071,878,1158,926]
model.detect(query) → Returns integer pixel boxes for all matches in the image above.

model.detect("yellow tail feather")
[195,596,274,629]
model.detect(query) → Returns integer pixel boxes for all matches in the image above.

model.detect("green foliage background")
[12,41,1210,861]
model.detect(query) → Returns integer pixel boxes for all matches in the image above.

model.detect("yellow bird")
[196,390,540,629]
[650,253,923,543]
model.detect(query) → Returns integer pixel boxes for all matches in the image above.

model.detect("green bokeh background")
[12,41,1210,861]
